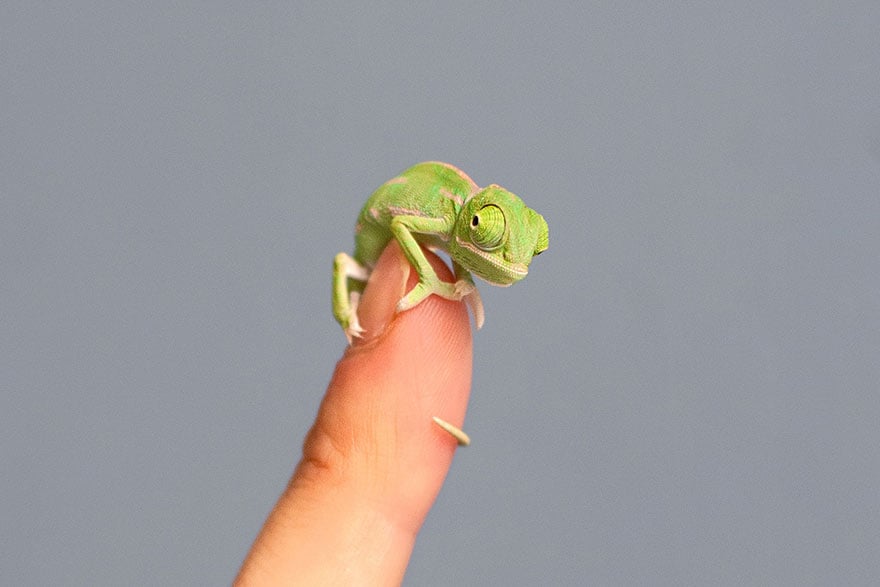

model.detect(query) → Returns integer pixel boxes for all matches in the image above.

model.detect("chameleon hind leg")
[333,252,369,343]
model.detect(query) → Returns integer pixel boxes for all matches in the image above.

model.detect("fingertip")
[316,241,473,516]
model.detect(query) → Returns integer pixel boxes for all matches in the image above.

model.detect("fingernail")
[354,242,409,344]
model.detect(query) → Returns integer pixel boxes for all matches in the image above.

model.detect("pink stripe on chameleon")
[423,161,479,192]
[440,188,464,207]
[386,205,429,217]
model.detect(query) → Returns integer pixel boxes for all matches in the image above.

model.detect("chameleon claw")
[344,323,365,345]
[343,292,366,344]
[396,282,432,314]
[432,416,471,446]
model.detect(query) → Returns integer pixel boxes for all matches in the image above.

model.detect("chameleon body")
[333,161,549,343]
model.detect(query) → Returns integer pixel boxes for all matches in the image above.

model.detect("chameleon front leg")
[389,215,472,312]
[386,219,478,447]
[333,252,369,342]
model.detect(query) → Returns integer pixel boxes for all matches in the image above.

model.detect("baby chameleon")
[332,161,549,445]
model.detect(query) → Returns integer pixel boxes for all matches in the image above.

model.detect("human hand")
[235,241,472,585]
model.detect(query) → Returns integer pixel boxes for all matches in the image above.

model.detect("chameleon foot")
[395,278,485,329]
[452,278,475,298]
[343,292,366,344]
[432,416,470,446]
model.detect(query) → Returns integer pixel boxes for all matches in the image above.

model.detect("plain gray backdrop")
[3,3,879,585]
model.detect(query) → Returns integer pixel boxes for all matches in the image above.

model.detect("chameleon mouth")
[456,238,528,284]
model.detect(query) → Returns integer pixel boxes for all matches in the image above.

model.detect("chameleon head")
[450,185,549,286]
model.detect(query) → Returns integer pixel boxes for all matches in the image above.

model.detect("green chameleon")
[332,161,549,444]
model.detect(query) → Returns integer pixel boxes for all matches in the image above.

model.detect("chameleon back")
[353,162,479,267]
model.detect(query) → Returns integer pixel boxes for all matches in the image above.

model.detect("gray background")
[3,3,878,585]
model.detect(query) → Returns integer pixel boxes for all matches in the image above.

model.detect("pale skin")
[332,162,549,444]
[236,243,473,585]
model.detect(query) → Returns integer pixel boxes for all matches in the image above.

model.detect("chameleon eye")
[469,204,506,250]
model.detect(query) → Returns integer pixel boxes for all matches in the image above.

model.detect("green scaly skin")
[333,161,548,343]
